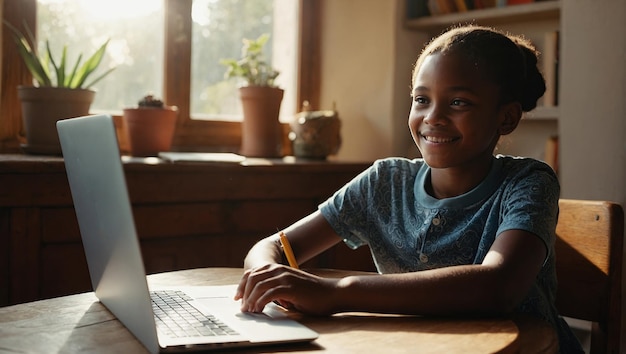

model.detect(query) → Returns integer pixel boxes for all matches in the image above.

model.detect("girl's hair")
[413,25,546,112]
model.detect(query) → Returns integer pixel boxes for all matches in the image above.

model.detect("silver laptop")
[57,114,318,353]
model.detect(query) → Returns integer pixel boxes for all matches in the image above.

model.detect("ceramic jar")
[289,104,341,159]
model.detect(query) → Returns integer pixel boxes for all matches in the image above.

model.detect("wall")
[560,2,626,203]
[319,0,422,162]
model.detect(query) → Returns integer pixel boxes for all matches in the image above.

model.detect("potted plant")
[221,33,283,157]
[123,94,178,157]
[4,21,114,155]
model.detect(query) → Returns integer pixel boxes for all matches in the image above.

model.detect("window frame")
[0,0,320,154]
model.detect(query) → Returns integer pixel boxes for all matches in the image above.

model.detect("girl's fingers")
[234,269,252,300]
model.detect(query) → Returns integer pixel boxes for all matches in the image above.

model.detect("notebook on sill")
[56,114,318,354]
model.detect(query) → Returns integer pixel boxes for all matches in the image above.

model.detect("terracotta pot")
[239,86,284,157]
[123,106,178,157]
[18,86,95,155]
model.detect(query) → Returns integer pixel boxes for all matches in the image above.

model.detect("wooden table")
[0,268,558,353]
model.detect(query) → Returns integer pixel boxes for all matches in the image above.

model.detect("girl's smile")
[420,133,459,144]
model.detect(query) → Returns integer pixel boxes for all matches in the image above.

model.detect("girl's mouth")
[421,134,457,143]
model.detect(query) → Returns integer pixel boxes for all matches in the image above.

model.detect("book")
[436,0,455,13]
[427,0,441,15]
[407,0,431,18]
[158,152,246,163]
[544,135,559,175]
[454,0,468,11]
[542,31,560,107]
[507,0,534,4]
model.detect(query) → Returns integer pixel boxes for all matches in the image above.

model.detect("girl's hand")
[234,263,339,316]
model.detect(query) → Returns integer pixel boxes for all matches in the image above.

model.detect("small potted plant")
[4,21,114,155]
[221,33,284,157]
[123,94,178,157]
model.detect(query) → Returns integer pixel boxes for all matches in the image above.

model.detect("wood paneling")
[1,155,375,305]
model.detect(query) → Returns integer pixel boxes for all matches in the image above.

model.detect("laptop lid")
[57,114,160,353]
[57,114,318,353]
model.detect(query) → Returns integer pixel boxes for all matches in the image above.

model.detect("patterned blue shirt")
[319,155,582,353]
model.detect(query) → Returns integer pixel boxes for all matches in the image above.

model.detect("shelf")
[525,106,559,121]
[406,1,560,32]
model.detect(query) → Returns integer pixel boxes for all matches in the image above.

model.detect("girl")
[235,25,582,353]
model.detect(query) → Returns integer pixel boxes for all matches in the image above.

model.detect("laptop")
[56,114,318,353]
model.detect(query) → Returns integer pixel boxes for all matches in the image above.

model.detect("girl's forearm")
[334,264,515,316]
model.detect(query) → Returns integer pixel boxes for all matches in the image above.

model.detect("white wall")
[319,0,421,162]
[560,2,626,204]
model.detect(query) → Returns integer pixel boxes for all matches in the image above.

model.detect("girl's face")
[409,51,515,171]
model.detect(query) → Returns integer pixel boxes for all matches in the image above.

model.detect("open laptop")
[56,114,318,353]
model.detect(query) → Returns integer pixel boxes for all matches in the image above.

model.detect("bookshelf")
[406,1,560,30]
[403,0,561,164]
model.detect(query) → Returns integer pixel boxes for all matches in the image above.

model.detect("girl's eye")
[451,99,469,107]
[414,96,429,105]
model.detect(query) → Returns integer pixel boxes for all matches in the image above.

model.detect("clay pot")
[18,86,95,155]
[239,86,284,157]
[123,106,178,157]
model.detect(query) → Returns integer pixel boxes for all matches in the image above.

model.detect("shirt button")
[419,253,429,263]
[432,217,440,226]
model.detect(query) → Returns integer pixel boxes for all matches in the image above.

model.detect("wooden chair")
[555,199,624,354]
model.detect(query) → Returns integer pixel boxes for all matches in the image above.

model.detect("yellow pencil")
[279,231,299,269]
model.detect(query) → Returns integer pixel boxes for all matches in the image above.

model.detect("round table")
[147,267,558,354]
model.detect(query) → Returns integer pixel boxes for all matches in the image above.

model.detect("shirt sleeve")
[319,159,388,249]
[497,160,560,259]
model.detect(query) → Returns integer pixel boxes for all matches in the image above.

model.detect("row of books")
[407,0,547,18]
[542,31,559,107]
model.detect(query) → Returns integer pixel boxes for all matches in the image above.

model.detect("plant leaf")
[71,39,110,88]
[4,20,52,86]
[66,54,83,88]
[46,40,65,87]
[83,66,115,88]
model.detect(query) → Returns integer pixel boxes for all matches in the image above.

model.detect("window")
[1,0,319,153]
[190,0,299,121]
[37,0,165,111]
[37,0,297,121]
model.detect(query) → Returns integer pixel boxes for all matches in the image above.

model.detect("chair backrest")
[555,199,624,354]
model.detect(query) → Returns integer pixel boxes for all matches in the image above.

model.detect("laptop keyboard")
[151,290,239,338]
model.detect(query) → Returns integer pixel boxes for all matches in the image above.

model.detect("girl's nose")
[423,105,447,126]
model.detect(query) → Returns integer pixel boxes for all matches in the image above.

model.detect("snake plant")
[4,21,114,89]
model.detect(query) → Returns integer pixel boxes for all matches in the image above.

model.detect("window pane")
[37,0,164,112]
[190,0,298,121]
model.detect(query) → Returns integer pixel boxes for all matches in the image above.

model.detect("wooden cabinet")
[0,154,375,306]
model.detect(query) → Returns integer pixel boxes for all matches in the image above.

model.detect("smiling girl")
[235,25,582,353]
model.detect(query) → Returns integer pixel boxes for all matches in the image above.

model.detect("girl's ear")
[498,102,522,135]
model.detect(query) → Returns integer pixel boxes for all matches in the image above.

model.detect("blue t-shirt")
[319,155,582,353]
